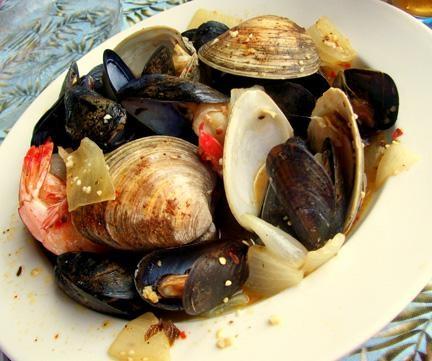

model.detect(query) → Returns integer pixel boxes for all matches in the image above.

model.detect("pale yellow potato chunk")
[187,9,241,29]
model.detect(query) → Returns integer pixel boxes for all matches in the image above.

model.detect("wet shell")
[308,88,365,233]
[72,136,216,250]
[114,26,197,79]
[198,15,319,80]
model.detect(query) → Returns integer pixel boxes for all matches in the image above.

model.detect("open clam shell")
[114,26,197,79]
[223,87,294,230]
[198,15,319,80]
[72,136,217,250]
[308,88,365,233]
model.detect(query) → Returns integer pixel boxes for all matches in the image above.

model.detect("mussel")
[64,63,129,151]
[266,137,340,250]
[55,252,149,318]
[72,136,217,250]
[182,21,229,50]
[333,68,399,137]
[134,240,249,315]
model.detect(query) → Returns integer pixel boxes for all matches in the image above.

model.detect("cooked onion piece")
[375,142,419,188]
[59,137,115,211]
[240,214,307,268]
[245,245,304,296]
[307,17,356,71]
[108,313,171,361]
[303,233,345,275]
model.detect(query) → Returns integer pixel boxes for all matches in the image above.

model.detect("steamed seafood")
[17,12,411,324]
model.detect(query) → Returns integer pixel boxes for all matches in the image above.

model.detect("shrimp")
[18,141,106,255]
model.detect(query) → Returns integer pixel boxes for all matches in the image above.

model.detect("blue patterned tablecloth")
[1,1,431,360]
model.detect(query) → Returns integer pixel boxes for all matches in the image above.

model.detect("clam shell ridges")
[198,15,320,79]
[72,136,216,250]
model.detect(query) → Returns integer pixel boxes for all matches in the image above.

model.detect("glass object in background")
[0,0,122,141]
[389,0,432,27]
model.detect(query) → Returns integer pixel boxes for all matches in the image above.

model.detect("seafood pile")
[18,13,408,325]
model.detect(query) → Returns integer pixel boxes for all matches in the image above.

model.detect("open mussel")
[333,68,399,137]
[135,240,249,315]
[55,252,149,318]
[72,136,217,250]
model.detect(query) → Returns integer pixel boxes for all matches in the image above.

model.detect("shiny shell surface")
[308,88,365,233]
[198,15,319,79]
[114,26,195,78]
[223,87,293,230]
[72,136,216,250]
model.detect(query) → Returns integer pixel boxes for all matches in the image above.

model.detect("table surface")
[1,1,432,360]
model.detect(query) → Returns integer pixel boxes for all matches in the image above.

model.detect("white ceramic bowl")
[1,0,432,360]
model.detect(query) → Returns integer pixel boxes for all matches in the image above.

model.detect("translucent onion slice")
[187,9,242,29]
[109,312,171,361]
[375,142,419,189]
[240,214,307,268]
[59,137,115,211]
[307,16,356,67]
[245,245,304,296]
[303,233,345,275]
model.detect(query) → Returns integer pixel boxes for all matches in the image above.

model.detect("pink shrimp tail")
[18,141,106,255]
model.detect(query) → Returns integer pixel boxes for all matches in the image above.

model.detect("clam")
[134,240,249,315]
[114,26,198,80]
[223,87,294,229]
[198,15,320,80]
[72,136,217,250]
[308,87,365,233]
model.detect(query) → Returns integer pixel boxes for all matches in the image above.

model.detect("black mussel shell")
[182,21,229,50]
[266,137,338,250]
[64,62,128,151]
[319,138,346,233]
[135,240,249,315]
[120,98,196,141]
[118,74,228,104]
[55,252,149,318]
[289,72,330,98]
[261,185,295,235]
[333,68,399,136]
[86,64,106,95]
[103,49,135,98]
[141,44,176,76]
[31,96,75,148]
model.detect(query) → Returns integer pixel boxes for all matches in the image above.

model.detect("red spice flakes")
[392,128,404,141]
[54,333,59,340]
[165,199,178,216]
[179,331,187,339]
[228,251,240,265]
